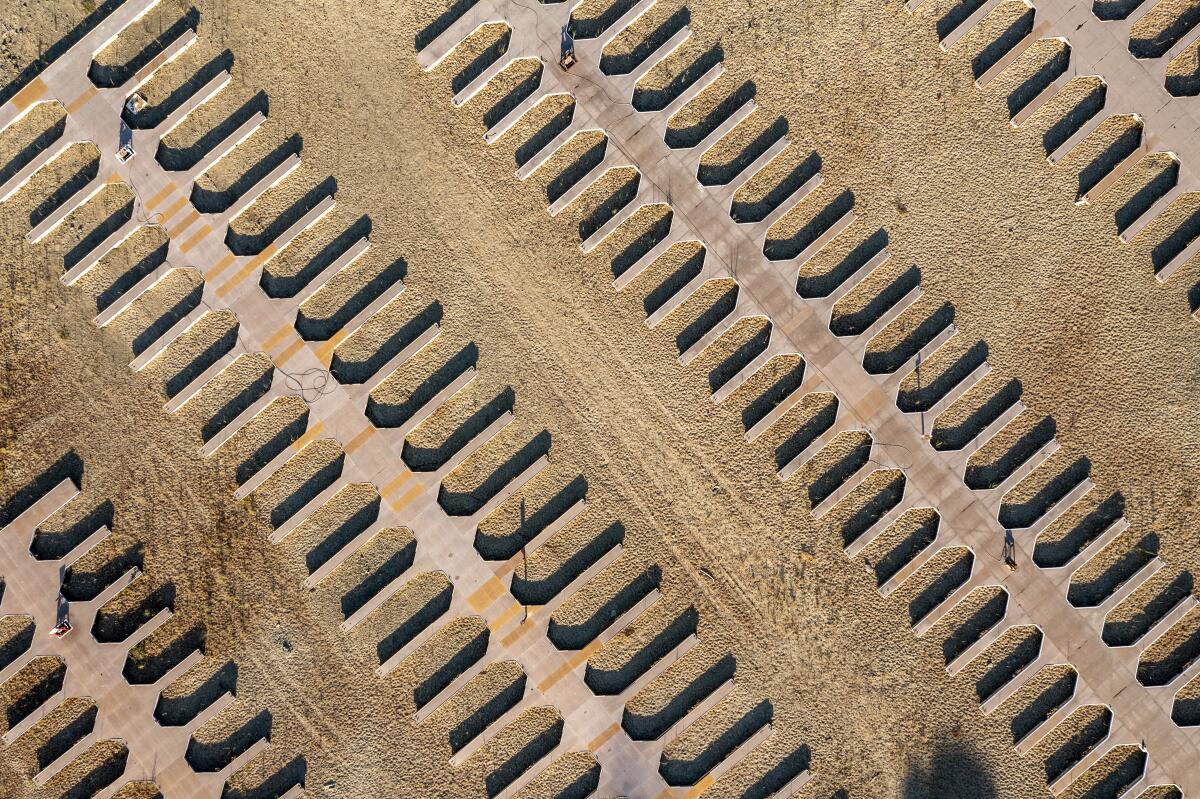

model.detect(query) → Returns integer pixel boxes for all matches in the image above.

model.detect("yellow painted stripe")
[314,329,347,367]
[587,723,620,753]
[12,78,48,111]
[389,481,425,513]
[537,640,602,694]
[487,602,523,634]
[275,337,305,367]
[145,184,176,212]
[255,243,279,265]
[261,323,294,354]
[499,607,543,649]
[215,244,276,299]
[206,252,236,281]
[159,195,190,224]
[66,86,97,115]
[291,421,325,452]
[215,264,256,298]
[167,208,200,238]
[381,470,413,499]
[467,577,507,614]
[344,425,375,456]
[179,223,213,254]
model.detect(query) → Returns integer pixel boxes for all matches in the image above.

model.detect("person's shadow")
[55,564,70,627]
[519,498,529,622]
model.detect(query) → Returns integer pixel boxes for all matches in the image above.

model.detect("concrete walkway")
[914,0,1200,283]
[414,0,1200,793]
[0,2,797,796]
[0,477,293,798]
[4,0,1198,795]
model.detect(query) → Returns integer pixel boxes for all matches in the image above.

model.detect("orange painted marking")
[66,86,97,115]
[381,470,414,499]
[160,195,190,224]
[11,78,48,111]
[314,330,347,367]
[253,243,278,266]
[105,171,124,185]
[499,609,542,649]
[389,481,425,513]
[145,184,176,212]
[344,425,375,456]
[290,421,325,452]
[537,640,602,694]
[179,223,213,254]
[215,264,255,299]
[261,323,294,354]
[486,601,523,634]
[206,252,236,281]
[167,208,200,238]
[467,577,507,614]
[275,337,305,367]
[587,723,620,753]
[216,245,276,299]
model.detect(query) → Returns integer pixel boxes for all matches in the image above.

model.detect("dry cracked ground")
[0,0,1198,798]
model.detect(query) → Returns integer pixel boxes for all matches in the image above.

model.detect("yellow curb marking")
[655,776,714,799]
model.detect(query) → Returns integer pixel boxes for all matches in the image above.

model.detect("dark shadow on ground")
[901,740,999,799]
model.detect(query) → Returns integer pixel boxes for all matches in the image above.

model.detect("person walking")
[1002,529,1018,572]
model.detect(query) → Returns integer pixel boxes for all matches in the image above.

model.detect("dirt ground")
[0,2,89,99]
[1,0,1198,797]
